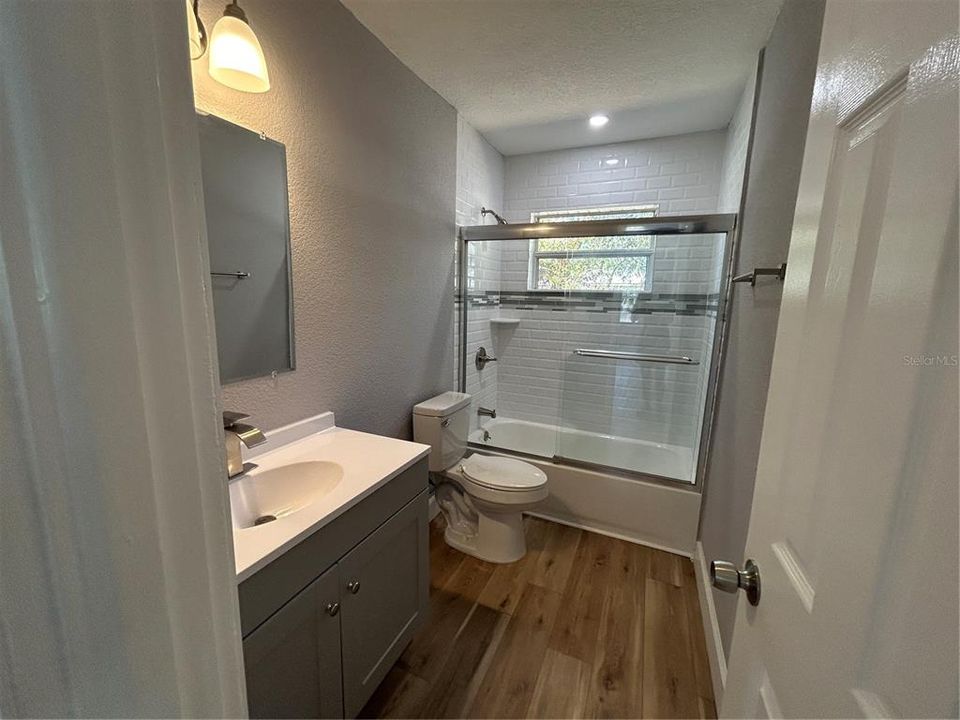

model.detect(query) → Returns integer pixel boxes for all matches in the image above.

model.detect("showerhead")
[480,207,508,225]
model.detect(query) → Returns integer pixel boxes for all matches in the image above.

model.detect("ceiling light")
[604,158,620,166]
[186,0,206,60]
[589,114,609,128]
[208,1,270,93]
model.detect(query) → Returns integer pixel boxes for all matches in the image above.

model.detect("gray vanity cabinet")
[238,459,429,719]
[339,494,429,717]
[244,565,344,719]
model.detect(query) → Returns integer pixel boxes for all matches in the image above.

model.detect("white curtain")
[0,1,247,716]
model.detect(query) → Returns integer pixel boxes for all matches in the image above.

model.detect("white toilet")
[413,391,548,563]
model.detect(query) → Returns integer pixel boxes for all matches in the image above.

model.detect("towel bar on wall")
[732,262,787,286]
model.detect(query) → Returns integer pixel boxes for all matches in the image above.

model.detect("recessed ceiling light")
[604,158,620,166]
[589,114,609,128]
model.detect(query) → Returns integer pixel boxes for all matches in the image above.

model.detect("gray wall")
[192,0,457,438]
[698,0,825,659]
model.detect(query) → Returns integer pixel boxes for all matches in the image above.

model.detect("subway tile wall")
[455,127,737,466]
[491,309,715,448]
[455,117,504,431]
[493,132,727,456]
[717,70,757,214]
[485,284,723,451]
[500,131,727,294]
[502,131,726,223]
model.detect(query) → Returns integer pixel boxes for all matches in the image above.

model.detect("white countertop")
[230,412,430,582]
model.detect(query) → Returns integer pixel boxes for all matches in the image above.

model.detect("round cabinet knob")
[325,601,340,617]
[347,580,360,594]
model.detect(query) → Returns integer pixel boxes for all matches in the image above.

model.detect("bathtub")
[469,417,694,482]
[467,417,701,555]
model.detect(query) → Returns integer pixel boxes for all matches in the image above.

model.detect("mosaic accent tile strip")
[465,290,719,316]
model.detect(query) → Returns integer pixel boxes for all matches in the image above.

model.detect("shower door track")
[459,213,736,242]
[457,212,738,491]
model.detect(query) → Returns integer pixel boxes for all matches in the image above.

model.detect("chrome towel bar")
[211,270,250,279]
[732,263,786,286]
[573,349,699,365]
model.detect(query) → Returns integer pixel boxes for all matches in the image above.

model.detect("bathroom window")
[528,205,658,292]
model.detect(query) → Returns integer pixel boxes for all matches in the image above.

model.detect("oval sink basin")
[230,461,344,530]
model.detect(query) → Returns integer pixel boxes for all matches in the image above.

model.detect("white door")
[721,1,959,718]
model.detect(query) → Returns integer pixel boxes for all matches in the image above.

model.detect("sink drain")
[254,514,277,526]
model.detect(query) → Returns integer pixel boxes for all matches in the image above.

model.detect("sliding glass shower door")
[554,233,726,483]
[458,216,732,486]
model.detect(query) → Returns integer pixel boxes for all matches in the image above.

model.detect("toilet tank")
[413,391,472,472]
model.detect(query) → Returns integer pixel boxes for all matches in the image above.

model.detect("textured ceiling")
[341,0,782,155]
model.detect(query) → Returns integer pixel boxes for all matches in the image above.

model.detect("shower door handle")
[573,348,699,365]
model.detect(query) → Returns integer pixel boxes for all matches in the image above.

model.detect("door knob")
[347,580,360,594]
[325,601,340,617]
[710,559,761,606]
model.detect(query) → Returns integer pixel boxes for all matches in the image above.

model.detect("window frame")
[526,205,660,293]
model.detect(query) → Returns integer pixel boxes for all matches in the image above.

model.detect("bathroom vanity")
[230,414,430,719]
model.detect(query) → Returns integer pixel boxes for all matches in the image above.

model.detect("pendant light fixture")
[208,1,270,93]
[186,0,207,60]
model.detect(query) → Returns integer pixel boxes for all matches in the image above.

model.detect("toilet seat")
[460,455,547,492]
[445,454,549,508]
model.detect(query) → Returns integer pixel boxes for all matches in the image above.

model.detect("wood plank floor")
[360,516,716,719]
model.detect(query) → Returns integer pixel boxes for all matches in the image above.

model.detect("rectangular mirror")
[197,112,295,384]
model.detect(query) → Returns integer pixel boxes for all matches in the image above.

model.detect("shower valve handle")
[475,346,497,370]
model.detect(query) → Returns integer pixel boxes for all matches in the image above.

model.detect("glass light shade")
[208,15,270,93]
[186,0,205,60]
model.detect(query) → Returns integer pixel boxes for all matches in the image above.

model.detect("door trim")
[694,541,727,704]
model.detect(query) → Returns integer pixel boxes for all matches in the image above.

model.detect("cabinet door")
[339,490,429,717]
[243,564,344,719]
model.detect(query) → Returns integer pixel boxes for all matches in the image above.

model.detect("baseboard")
[693,541,727,704]
[527,510,693,558]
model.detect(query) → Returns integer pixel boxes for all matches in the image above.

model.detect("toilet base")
[433,464,548,565]
[444,508,526,564]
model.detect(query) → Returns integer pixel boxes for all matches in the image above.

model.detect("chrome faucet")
[477,407,497,419]
[223,411,266,478]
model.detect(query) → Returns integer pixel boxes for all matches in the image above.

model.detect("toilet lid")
[460,455,547,492]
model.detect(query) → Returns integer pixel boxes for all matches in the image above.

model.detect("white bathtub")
[467,417,701,555]
[469,417,694,482]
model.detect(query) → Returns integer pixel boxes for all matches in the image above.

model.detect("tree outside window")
[529,206,658,292]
